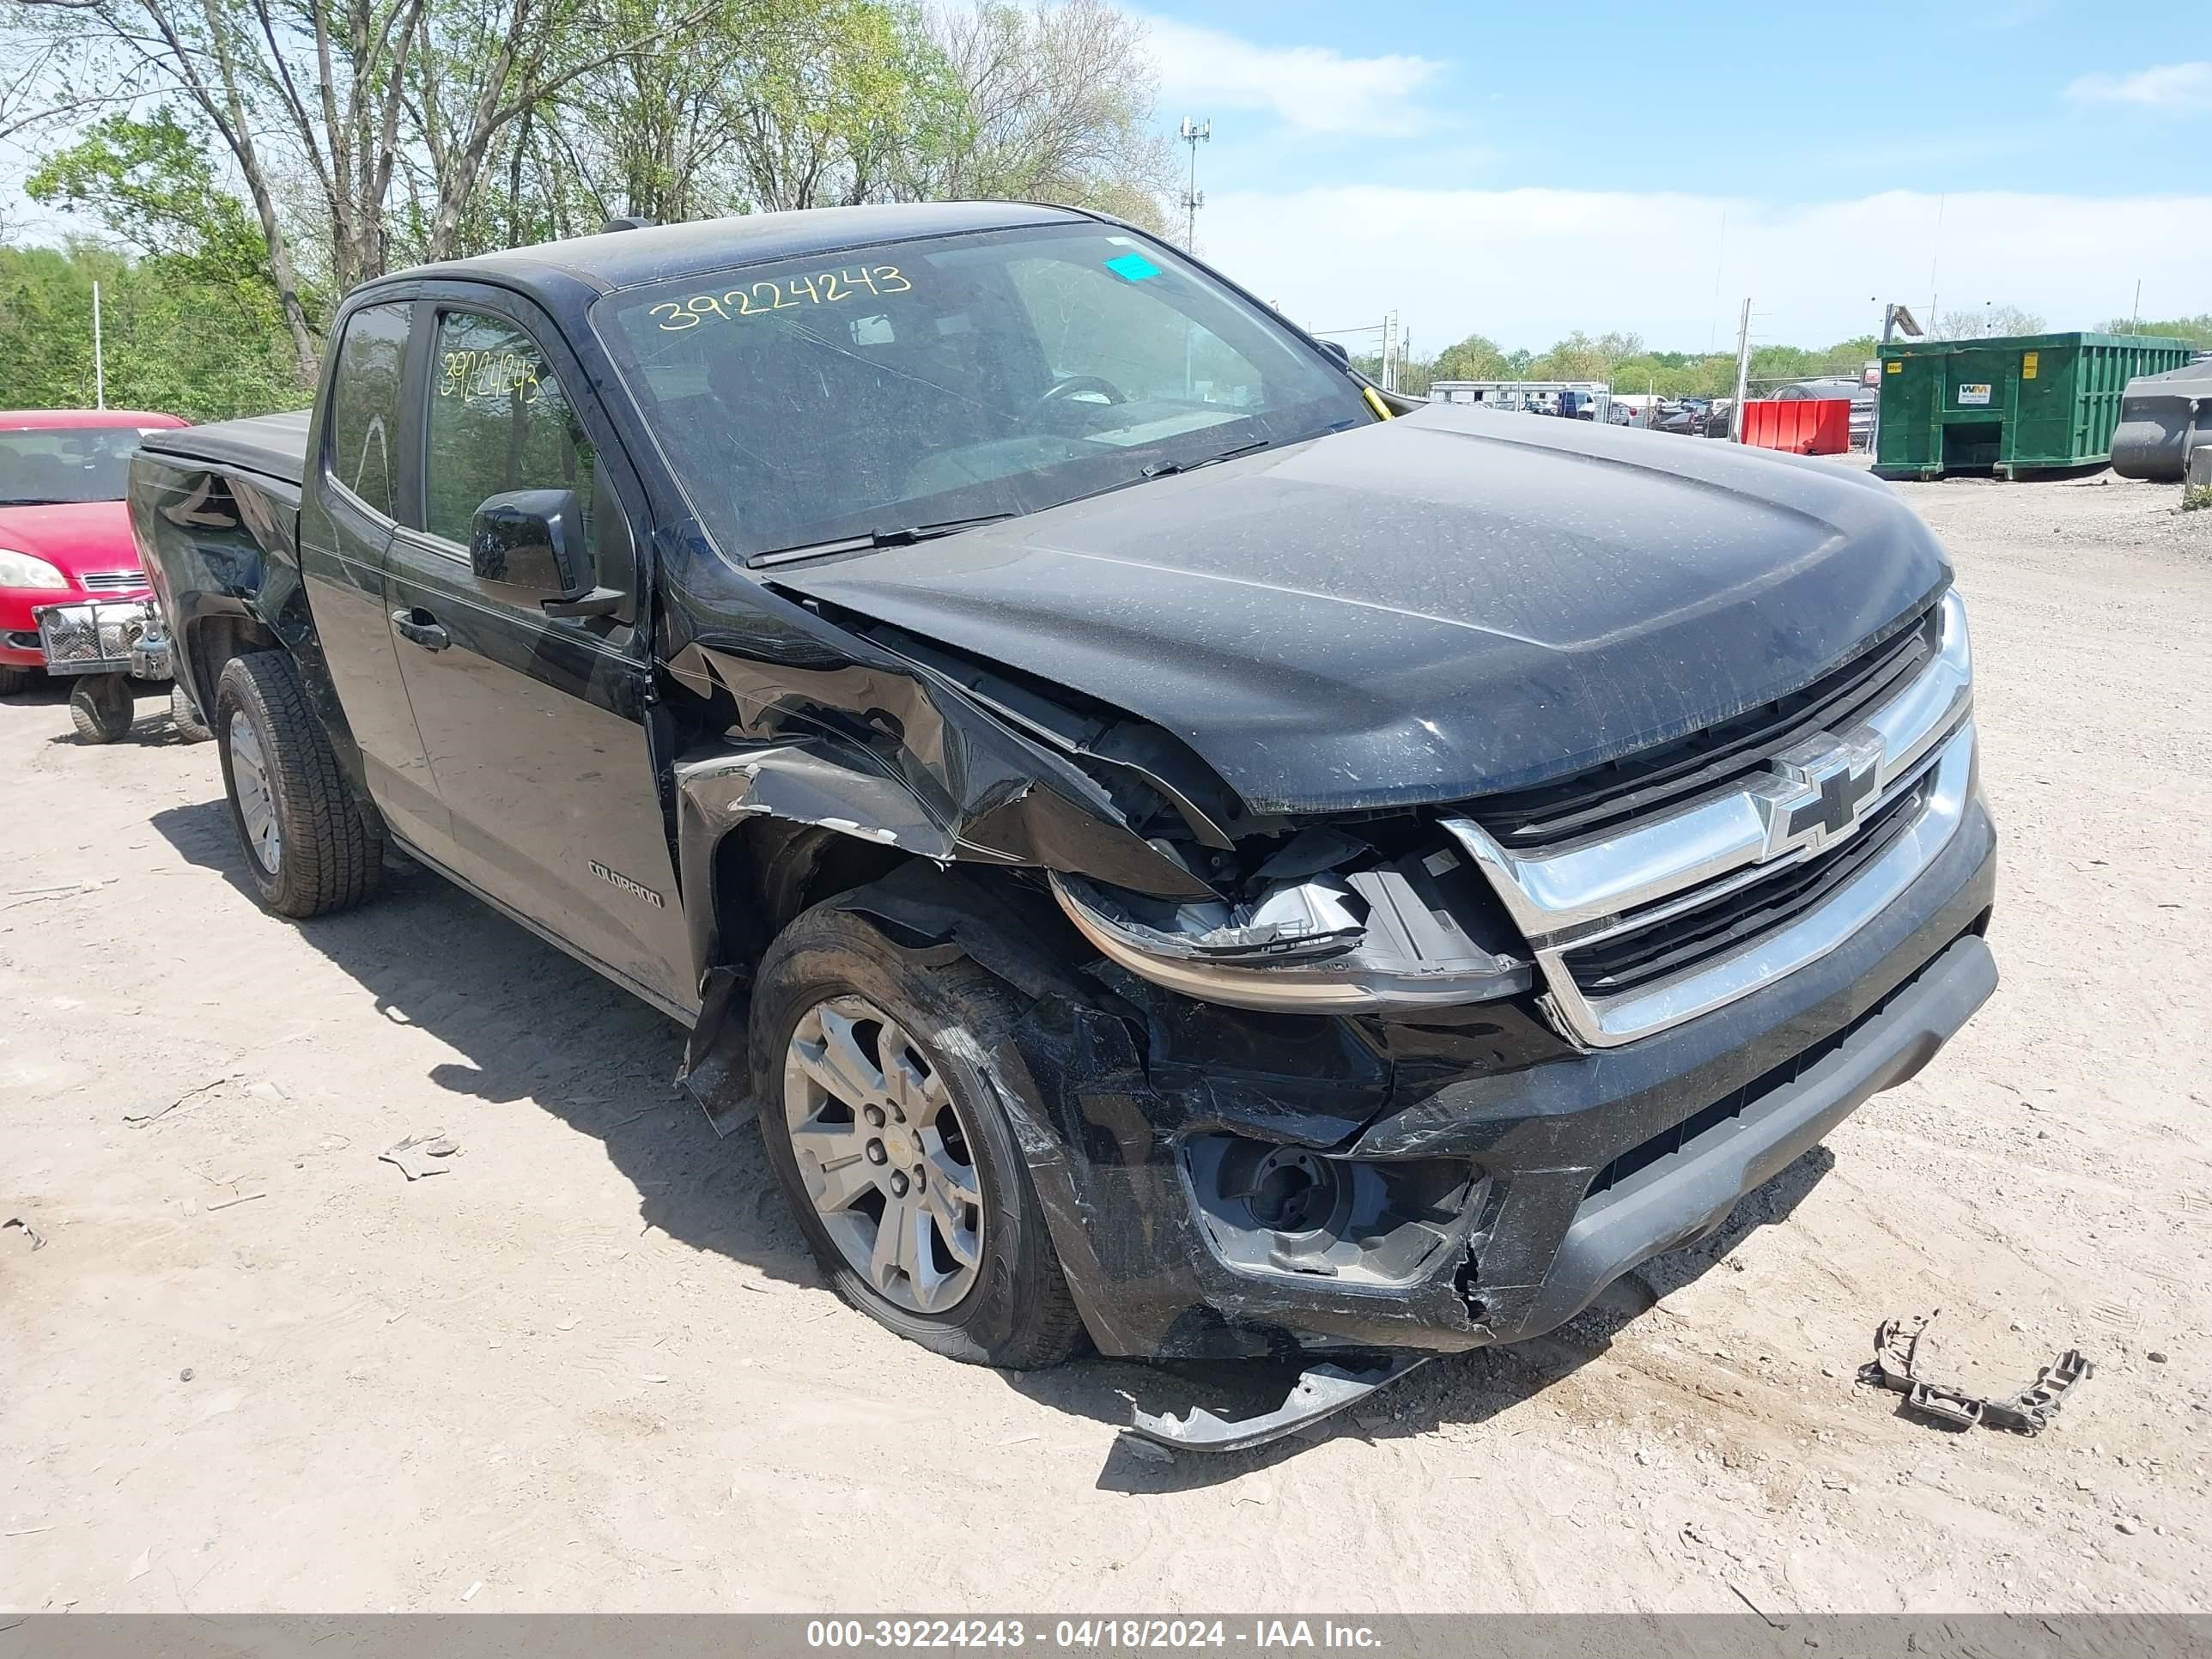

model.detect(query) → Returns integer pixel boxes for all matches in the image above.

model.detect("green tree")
[2097,313,2212,348]
[26,110,280,296]
[1431,332,1508,382]
[0,242,298,419]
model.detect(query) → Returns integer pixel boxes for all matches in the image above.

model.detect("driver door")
[380,291,695,1017]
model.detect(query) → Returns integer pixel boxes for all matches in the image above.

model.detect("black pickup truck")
[133,203,1996,1446]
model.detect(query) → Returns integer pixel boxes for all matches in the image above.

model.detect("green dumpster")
[1874,331,2193,480]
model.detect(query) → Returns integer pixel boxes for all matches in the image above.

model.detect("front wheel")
[752,904,1087,1369]
[69,675,135,743]
[0,664,32,696]
[214,653,383,918]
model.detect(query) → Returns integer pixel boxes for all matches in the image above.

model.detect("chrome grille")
[1444,589,1978,1048]
[79,569,149,593]
[1560,769,1935,1000]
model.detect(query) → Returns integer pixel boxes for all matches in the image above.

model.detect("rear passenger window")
[424,310,598,556]
[326,302,410,518]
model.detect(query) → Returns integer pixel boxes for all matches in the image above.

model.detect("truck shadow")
[152,792,1839,1481]
[150,794,823,1294]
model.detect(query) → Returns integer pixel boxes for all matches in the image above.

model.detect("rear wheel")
[169,682,213,743]
[214,653,383,918]
[69,674,134,743]
[752,904,1087,1369]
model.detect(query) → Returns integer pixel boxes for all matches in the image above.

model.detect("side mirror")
[470,489,620,618]
[1319,340,1351,368]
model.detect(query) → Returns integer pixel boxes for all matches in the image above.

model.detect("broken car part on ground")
[1868,1312,2094,1435]
[129,202,1996,1445]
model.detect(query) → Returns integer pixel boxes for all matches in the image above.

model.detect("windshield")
[596,222,1373,562]
[0,426,159,506]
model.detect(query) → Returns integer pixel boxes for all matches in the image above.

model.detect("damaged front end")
[659,550,1997,1419]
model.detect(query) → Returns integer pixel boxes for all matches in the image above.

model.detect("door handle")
[391,608,451,651]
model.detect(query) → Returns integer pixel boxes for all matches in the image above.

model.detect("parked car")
[1,408,205,740]
[133,204,1996,1449]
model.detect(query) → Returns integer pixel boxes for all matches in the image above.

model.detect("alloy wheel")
[782,995,985,1315]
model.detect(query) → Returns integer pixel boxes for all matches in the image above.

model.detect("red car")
[1,409,189,697]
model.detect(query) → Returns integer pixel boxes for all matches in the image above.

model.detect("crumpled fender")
[663,621,1220,1133]
[659,529,1224,1139]
[666,637,1217,904]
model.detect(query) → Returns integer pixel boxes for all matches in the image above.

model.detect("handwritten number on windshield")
[649,266,911,331]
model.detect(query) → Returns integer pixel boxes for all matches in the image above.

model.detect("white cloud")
[1196,187,2212,351]
[2063,61,2212,111]
[1140,15,1447,136]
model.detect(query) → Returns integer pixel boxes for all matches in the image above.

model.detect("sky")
[1137,0,2212,353]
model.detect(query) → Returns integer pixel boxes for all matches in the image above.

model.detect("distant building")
[1430,380,1613,422]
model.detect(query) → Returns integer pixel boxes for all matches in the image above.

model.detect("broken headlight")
[1050,825,1532,1013]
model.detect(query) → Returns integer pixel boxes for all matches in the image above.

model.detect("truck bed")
[140,410,310,486]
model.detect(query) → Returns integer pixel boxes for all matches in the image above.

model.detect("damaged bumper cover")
[929,790,1996,1363]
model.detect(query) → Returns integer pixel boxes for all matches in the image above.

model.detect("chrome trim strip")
[1441,589,1972,942]
[1535,720,1976,1048]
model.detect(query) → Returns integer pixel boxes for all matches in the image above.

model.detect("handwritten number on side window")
[437,347,543,403]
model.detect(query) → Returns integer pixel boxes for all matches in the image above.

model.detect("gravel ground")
[3,468,2209,1615]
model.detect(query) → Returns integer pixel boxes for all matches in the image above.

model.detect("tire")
[752,903,1087,1369]
[69,675,135,743]
[0,664,31,696]
[213,652,383,919]
[169,681,213,743]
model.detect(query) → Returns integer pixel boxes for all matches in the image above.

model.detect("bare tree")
[20,0,704,380]
[1936,303,2046,340]
[920,0,1172,229]
[406,0,707,260]
[14,0,1180,395]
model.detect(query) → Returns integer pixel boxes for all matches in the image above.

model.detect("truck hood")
[0,501,143,581]
[773,405,1950,816]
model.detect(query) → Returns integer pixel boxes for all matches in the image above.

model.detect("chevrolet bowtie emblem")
[1754,729,1885,860]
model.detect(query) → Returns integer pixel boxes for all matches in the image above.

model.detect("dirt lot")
[3,469,2209,1616]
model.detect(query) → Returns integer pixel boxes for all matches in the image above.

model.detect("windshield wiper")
[1139,437,1273,480]
[0,497,73,507]
[1061,438,1277,510]
[748,514,1015,568]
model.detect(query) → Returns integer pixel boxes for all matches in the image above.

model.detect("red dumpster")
[1739,398,1850,455]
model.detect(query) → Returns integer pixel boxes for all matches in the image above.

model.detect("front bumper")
[2,592,52,667]
[1013,790,1996,1361]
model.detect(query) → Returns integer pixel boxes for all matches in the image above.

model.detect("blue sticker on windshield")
[1105,252,1161,283]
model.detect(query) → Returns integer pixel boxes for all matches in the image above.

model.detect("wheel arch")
[714,816,919,975]
[184,608,380,837]
[183,609,284,707]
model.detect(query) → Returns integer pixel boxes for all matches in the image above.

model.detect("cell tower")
[1178,118,1210,249]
